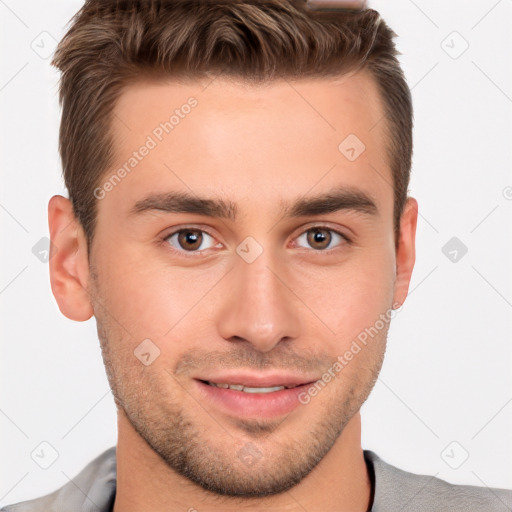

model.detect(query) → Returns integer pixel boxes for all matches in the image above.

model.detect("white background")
[1,0,511,506]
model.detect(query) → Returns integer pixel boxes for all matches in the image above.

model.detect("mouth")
[193,377,317,419]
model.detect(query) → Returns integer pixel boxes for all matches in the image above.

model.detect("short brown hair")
[51,0,413,249]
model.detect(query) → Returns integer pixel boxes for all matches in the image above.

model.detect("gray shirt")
[2,447,511,511]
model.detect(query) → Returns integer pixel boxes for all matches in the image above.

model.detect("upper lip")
[195,372,318,388]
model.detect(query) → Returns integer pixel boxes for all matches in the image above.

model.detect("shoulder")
[365,450,512,512]
[0,447,117,512]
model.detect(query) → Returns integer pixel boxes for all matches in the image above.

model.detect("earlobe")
[393,197,418,308]
[48,195,94,322]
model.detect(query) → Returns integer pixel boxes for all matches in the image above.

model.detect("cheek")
[93,242,228,340]
[293,246,395,346]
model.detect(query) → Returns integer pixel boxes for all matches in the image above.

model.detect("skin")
[48,69,417,511]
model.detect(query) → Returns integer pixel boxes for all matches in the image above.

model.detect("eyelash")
[161,225,352,257]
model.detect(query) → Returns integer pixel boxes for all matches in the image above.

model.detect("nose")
[216,249,301,353]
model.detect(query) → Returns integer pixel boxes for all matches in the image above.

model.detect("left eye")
[165,229,219,252]
[295,227,348,251]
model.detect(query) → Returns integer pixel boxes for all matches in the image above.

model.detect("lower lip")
[194,380,314,419]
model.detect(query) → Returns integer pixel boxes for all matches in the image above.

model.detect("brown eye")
[177,230,202,251]
[165,229,217,252]
[296,227,348,251]
[307,228,331,250]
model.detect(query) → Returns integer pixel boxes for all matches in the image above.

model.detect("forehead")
[103,71,391,220]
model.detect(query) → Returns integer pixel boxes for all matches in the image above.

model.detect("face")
[50,71,417,497]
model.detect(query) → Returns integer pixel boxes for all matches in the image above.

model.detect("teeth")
[241,386,285,393]
[207,382,287,393]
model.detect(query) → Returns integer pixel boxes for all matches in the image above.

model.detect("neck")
[113,411,372,512]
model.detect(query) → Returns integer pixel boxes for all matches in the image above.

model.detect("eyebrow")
[128,186,378,221]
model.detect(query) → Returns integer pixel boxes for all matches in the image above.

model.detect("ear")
[48,195,94,321]
[393,197,418,308]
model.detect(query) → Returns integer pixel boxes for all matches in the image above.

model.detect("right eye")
[163,227,222,254]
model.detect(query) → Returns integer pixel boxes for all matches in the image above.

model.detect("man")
[2,0,511,511]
